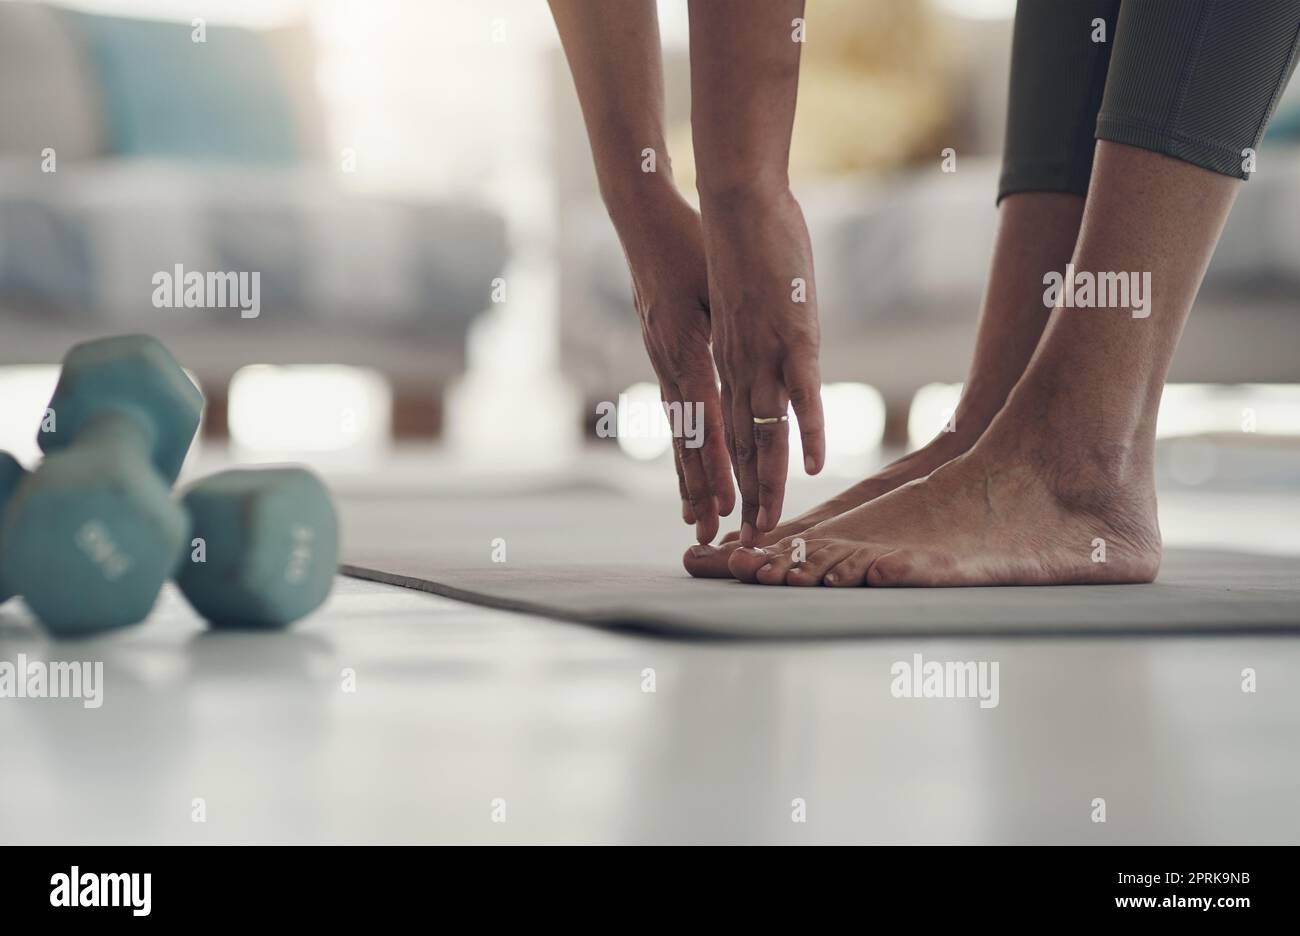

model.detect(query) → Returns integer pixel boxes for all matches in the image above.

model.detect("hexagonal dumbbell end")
[176,467,339,629]
[39,334,203,484]
[0,446,190,635]
[0,451,29,604]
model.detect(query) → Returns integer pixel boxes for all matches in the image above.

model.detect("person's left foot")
[726,433,1163,587]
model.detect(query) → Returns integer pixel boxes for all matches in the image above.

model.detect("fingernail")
[695,520,707,542]
[681,504,693,524]
[805,455,816,474]
[713,496,722,515]
[689,545,712,559]
[740,522,754,545]
[756,507,770,530]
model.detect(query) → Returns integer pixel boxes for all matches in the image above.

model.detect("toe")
[728,546,774,583]
[683,542,741,579]
[822,547,884,587]
[755,548,800,585]
[786,543,853,586]
[865,549,914,587]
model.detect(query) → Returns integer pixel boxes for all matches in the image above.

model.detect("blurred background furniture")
[0,0,508,438]
[0,0,1295,467]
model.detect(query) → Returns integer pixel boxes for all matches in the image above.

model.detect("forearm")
[687,0,804,202]
[549,0,678,224]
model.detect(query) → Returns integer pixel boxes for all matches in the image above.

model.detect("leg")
[685,0,1120,578]
[735,141,1229,587]
[734,0,1300,587]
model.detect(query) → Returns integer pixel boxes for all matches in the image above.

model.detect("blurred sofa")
[0,2,508,433]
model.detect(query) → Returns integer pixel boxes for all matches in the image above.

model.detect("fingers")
[662,384,718,544]
[670,438,694,524]
[674,434,718,544]
[703,387,736,517]
[783,355,825,475]
[729,393,762,546]
[749,382,790,537]
[720,378,735,480]
[666,389,695,525]
[677,371,735,520]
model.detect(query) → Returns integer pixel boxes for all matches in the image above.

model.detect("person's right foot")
[683,429,973,578]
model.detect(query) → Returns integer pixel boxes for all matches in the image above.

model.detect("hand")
[700,186,826,546]
[614,190,736,543]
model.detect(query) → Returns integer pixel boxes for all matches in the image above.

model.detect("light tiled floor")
[2,446,1297,843]
[2,572,1298,843]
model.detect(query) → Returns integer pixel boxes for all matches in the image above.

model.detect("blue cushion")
[60,10,301,164]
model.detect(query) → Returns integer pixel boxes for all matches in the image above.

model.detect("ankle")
[1028,437,1156,521]
[982,370,1157,495]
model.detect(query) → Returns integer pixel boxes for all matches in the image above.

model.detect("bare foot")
[682,430,972,578]
[685,191,1093,578]
[726,428,1162,587]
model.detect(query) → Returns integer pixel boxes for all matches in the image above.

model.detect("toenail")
[758,563,773,574]
[825,573,838,584]
[689,546,712,558]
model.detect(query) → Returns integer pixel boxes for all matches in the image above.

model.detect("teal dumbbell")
[0,452,27,604]
[0,335,203,636]
[176,467,339,628]
[3,457,339,630]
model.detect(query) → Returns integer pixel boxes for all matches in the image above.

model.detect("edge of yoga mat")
[340,548,1300,640]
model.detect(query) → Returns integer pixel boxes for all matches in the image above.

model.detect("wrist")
[605,181,699,252]
[598,151,679,209]
[694,169,790,212]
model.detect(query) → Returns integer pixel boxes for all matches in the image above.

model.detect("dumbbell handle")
[49,406,158,465]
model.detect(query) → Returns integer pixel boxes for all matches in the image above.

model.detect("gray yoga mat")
[339,552,1299,639]
[339,488,1300,638]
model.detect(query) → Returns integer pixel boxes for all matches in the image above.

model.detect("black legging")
[999,0,1300,202]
